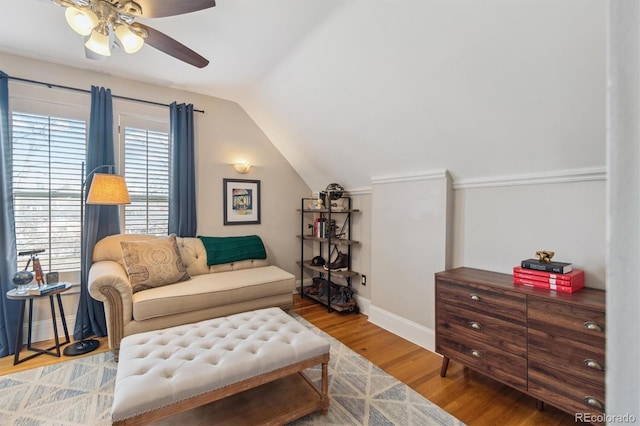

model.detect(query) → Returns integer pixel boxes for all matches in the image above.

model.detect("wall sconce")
[233,163,252,174]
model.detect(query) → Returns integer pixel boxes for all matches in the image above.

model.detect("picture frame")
[223,178,261,225]
[45,272,59,284]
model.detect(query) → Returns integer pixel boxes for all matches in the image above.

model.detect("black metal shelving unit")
[298,196,360,313]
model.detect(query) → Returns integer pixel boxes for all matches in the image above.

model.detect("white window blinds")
[12,112,86,273]
[123,126,170,235]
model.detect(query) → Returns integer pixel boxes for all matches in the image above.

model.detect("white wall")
[346,191,372,304]
[607,0,640,420]
[452,171,606,288]
[368,171,452,349]
[352,167,605,353]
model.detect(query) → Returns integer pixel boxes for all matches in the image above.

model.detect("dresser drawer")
[436,279,526,324]
[529,361,605,415]
[437,306,526,356]
[528,327,605,387]
[437,332,527,390]
[528,297,606,348]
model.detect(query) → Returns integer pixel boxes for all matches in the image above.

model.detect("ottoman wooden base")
[150,369,328,425]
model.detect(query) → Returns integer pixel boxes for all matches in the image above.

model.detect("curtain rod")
[6,75,205,114]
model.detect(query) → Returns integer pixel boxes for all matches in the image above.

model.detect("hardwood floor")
[1,295,580,425]
[291,295,578,426]
[0,336,109,376]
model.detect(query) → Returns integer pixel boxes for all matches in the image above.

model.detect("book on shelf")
[512,268,584,286]
[520,258,572,274]
[513,276,584,293]
[28,282,69,296]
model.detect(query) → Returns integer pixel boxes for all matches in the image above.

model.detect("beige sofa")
[88,234,295,360]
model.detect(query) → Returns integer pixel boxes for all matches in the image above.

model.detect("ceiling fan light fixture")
[52,0,213,67]
[84,35,107,60]
[65,6,98,36]
[114,25,144,54]
[85,23,111,57]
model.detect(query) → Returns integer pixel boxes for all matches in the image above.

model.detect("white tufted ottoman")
[111,307,330,425]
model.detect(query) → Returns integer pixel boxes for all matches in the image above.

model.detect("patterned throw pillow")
[120,234,190,293]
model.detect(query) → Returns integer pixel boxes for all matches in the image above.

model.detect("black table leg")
[13,300,26,365]
[27,299,34,349]
[14,294,71,365]
[56,294,70,345]
[49,295,61,356]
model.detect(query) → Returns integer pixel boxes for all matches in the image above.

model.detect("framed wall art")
[223,178,261,225]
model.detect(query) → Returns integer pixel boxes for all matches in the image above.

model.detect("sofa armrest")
[88,260,133,359]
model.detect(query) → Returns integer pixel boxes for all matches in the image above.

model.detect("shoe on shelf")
[306,277,323,295]
[323,251,349,271]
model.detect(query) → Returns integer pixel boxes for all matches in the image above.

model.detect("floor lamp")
[64,162,130,356]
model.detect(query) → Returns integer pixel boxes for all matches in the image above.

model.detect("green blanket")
[197,235,267,266]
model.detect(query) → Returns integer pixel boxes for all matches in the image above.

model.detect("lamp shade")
[115,25,145,54]
[233,163,252,174]
[65,7,98,36]
[86,173,131,205]
[85,24,112,57]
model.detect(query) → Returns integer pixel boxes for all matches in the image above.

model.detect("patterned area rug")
[0,314,464,425]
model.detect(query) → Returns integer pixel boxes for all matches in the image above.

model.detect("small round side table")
[6,283,72,365]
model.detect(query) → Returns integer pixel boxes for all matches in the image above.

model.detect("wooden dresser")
[435,267,606,422]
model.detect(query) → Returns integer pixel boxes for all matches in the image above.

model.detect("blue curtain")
[73,86,119,340]
[168,102,197,237]
[0,71,19,357]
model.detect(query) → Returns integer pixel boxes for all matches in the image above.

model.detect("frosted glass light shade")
[233,163,252,174]
[84,36,108,61]
[65,7,98,36]
[87,174,131,205]
[115,25,144,54]
[85,26,111,57]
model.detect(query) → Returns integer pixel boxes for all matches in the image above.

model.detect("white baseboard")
[354,295,370,316]
[368,304,435,352]
[18,315,76,345]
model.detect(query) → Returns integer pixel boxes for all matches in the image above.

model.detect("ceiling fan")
[51,0,215,68]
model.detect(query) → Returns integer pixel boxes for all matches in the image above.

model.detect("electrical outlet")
[361,275,366,286]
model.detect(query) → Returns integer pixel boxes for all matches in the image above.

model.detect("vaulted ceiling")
[0,0,606,192]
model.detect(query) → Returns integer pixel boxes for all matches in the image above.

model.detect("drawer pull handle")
[584,359,605,371]
[583,396,605,411]
[469,293,482,302]
[470,349,483,359]
[584,321,605,332]
[469,321,483,330]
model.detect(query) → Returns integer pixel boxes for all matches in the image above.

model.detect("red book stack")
[513,266,585,294]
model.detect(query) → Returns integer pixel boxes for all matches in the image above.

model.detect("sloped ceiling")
[0,0,606,192]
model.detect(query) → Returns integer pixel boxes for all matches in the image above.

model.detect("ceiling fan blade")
[132,23,209,68]
[132,0,215,18]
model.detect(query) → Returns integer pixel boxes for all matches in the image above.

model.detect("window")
[122,119,170,235]
[12,111,86,273]
[10,97,170,275]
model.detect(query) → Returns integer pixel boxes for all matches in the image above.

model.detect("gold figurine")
[535,250,555,263]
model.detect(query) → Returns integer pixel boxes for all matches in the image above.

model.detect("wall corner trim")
[453,166,606,190]
[371,169,450,185]
[345,187,373,196]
